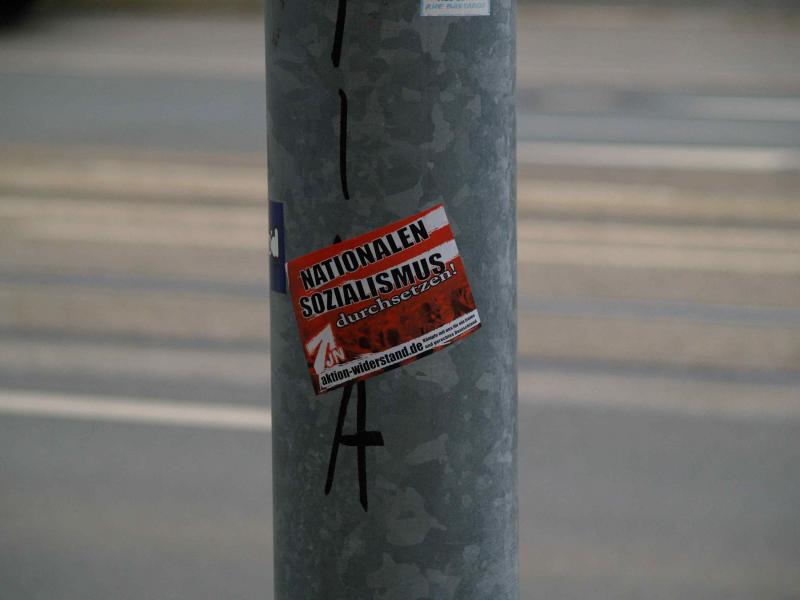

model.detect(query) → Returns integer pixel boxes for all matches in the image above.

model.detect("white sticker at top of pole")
[420,0,490,16]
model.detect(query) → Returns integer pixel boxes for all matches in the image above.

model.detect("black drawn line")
[324,233,344,498]
[338,89,351,200]
[354,381,375,510]
[331,0,347,67]
[325,380,384,511]
[324,381,351,496]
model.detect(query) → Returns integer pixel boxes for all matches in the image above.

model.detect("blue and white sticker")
[269,200,287,294]
[421,0,489,16]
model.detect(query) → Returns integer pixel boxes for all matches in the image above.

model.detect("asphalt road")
[1,7,799,600]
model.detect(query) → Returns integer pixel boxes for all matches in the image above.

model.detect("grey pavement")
[0,7,799,600]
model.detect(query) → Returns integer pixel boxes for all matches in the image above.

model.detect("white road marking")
[1,374,796,429]
[0,390,271,431]
[516,220,800,273]
[0,44,263,79]
[0,158,265,200]
[526,93,800,123]
[671,95,800,123]
[3,357,799,432]
[518,142,800,172]
[518,221,800,252]
[4,141,799,207]
[520,296,800,328]
[0,340,270,386]
[518,181,800,223]
[518,239,800,274]
[519,369,800,422]
[5,190,798,275]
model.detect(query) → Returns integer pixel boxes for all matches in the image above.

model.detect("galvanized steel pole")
[266,0,517,597]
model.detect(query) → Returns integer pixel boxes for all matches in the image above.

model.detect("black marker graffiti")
[331,0,347,68]
[325,380,385,511]
[324,4,383,512]
[338,89,350,200]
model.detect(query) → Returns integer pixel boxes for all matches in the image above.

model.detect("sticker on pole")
[287,204,481,394]
[420,0,490,16]
[269,200,287,293]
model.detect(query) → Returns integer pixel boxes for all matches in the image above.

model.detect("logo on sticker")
[286,204,481,394]
[306,324,346,375]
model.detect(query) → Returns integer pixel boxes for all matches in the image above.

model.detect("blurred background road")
[1,4,799,599]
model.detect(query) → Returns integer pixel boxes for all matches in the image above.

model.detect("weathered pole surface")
[266,0,516,597]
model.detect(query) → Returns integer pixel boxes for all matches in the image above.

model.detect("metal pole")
[266,0,517,597]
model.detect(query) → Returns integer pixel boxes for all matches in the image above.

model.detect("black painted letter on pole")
[324,381,384,511]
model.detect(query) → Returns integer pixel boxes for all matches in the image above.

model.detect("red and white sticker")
[287,204,481,394]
